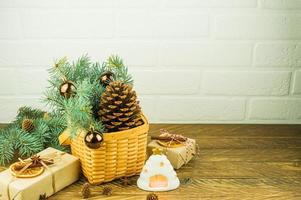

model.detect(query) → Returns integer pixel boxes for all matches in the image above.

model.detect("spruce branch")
[107,55,124,69]
[0,129,15,165]
[15,131,44,157]
[105,55,133,85]
[44,54,132,136]
[0,107,68,164]
[15,106,45,123]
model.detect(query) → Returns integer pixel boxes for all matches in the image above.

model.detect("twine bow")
[7,152,63,200]
[12,154,55,176]
[151,129,197,165]
[151,129,187,146]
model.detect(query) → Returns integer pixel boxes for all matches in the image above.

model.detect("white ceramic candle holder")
[137,148,180,192]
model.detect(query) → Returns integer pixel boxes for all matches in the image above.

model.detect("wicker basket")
[68,114,149,184]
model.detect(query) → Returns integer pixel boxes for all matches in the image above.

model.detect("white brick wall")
[260,0,301,10]
[0,0,300,124]
[202,71,291,96]
[254,43,301,67]
[21,10,114,38]
[293,71,301,94]
[249,98,301,121]
[215,15,301,40]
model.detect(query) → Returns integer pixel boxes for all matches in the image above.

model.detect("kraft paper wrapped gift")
[0,147,80,200]
[147,138,196,169]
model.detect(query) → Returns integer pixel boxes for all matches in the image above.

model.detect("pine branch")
[0,107,68,164]
[71,55,92,81]
[105,55,133,85]
[1,54,135,164]
[15,131,44,157]
[44,114,69,152]
[107,55,124,69]
[44,55,134,136]
[0,128,15,165]
[15,106,45,123]
[33,119,51,145]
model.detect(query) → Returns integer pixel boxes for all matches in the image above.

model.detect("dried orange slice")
[9,162,44,178]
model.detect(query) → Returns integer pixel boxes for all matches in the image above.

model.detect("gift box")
[147,138,196,169]
[0,147,80,200]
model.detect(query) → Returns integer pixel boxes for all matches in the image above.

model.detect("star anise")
[31,155,42,166]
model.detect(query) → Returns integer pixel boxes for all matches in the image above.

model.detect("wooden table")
[1,124,301,199]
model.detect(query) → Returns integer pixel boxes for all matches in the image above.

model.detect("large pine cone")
[99,81,143,132]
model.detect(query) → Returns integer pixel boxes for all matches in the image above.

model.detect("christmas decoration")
[146,193,159,200]
[100,71,115,86]
[81,183,91,199]
[84,127,103,149]
[45,55,149,185]
[10,155,55,178]
[99,81,143,132]
[148,130,196,169]
[0,107,67,165]
[59,80,76,98]
[102,186,113,196]
[0,148,80,200]
[137,148,180,192]
[21,118,35,133]
[61,114,149,185]
[151,129,187,148]
[44,55,133,136]
[105,55,133,84]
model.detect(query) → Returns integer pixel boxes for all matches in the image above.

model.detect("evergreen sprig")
[0,107,67,165]
[44,55,131,136]
[105,55,133,85]
[0,54,132,165]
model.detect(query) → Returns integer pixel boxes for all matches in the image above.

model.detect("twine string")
[158,129,193,164]
[6,152,63,200]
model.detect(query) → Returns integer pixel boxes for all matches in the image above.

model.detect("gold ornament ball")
[84,128,104,149]
[59,81,76,98]
[99,71,115,86]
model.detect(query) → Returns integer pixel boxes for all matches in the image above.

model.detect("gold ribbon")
[6,152,63,200]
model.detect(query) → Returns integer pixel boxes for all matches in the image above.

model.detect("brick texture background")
[0,0,300,124]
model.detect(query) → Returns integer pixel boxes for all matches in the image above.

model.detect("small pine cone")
[81,183,91,199]
[102,186,112,196]
[146,193,159,200]
[22,118,34,133]
[39,193,47,200]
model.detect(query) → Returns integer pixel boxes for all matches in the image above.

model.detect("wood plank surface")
[1,124,301,200]
[48,177,301,200]
[149,124,301,138]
